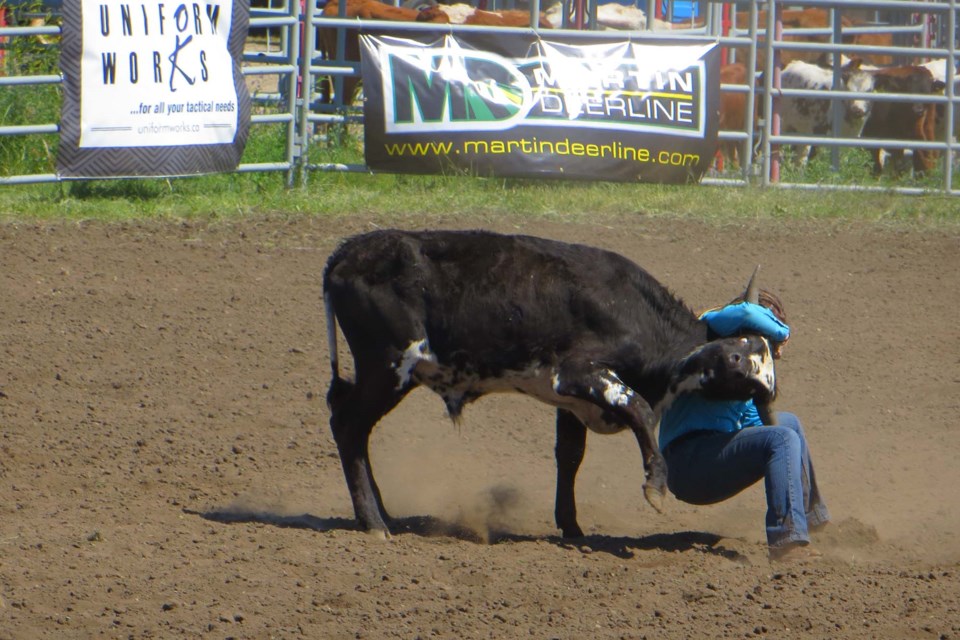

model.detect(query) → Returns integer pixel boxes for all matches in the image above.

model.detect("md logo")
[378,44,533,133]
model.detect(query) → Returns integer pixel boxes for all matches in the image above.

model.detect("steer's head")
[659,266,779,423]
[673,335,777,407]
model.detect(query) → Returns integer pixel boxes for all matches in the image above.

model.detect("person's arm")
[701,301,790,342]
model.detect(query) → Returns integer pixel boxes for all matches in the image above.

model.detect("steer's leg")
[632,430,667,514]
[328,363,410,537]
[554,409,587,538]
[553,359,668,515]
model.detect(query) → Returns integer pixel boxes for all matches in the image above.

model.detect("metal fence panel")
[0,0,301,185]
[1,0,957,194]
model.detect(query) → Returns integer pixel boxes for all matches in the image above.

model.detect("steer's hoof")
[366,528,392,541]
[643,484,666,514]
[560,524,585,539]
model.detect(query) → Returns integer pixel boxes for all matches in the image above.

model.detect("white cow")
[779,58,875,166]
[543,2,678,30]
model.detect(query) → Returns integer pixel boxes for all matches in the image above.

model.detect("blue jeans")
[662,412,830,548]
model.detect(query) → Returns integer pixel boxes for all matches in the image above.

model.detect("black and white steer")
[323,230,777,538]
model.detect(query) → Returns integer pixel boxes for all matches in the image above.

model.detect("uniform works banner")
[360,32,720,184]
[58,0,251,178]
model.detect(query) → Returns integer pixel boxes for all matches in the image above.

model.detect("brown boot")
[769,543,823,564]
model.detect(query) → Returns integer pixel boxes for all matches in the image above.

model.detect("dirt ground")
[1,212,958,639]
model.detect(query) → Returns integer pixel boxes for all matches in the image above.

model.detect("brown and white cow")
[324,230,778,538]
[417,2,552,28]
[732,8,896,70]
[317,0,451,107]
[861,64,944,175]
[718,62,756,169]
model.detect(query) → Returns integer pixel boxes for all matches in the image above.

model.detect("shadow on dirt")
[191,508,748,562]
[559,531,751,563]
[192,507,515,542]
[189,507,359,533]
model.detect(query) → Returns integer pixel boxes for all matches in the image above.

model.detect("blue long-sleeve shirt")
[658,302,789,451]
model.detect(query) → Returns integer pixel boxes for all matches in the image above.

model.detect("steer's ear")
[741,269,780,424]
[753,336,778,425]
[843,57,863,72]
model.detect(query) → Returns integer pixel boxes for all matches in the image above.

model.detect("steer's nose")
[727,352,747,375]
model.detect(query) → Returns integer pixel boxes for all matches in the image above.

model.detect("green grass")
[775,145,953,192]
[2,146,958,229]
[2,113,957,227]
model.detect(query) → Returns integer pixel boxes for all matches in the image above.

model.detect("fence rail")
[1,0,957,193]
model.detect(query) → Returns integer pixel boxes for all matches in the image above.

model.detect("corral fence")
[1,0,957,194]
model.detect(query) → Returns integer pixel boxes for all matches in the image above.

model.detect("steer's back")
[324,230,700,374]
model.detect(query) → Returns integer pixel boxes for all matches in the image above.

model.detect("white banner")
[78,0,239,148]
[58,0,250,177]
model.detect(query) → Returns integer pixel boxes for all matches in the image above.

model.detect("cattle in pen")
[317,0,451,107]
[718,62,759,168]
[778,58,876,166]
[317,0,551,108]
[323,230,778,538]
[417,2,553,28]
[860,64,944,175]
[920,59,959,147]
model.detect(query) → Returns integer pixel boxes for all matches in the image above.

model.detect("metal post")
[945,0,957,193]
[831,7,842,171]
[298,0,313,186]
[761,0,780,185]
[742,0,759,181]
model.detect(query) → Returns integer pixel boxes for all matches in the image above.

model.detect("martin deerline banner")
[360,32,720,184]
[58,0,251,178]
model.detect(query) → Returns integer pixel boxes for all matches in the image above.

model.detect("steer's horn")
[744,265,761,304]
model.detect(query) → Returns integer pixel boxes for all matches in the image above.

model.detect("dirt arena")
[1,213,958,639]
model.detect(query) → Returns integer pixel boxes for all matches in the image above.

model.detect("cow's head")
[674,334,777,406]
[662,266,779,423]
[841,58,874,124]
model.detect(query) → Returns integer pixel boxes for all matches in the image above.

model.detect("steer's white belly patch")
[394,340,630,435]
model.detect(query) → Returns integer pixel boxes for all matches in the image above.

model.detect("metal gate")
[1,0,957,194]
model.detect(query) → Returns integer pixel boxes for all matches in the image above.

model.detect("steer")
[323,230,777,538]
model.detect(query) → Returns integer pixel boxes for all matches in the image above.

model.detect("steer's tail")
[324,290,341,382]
[324,290,353,410]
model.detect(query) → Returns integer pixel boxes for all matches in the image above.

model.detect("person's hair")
[729,288,788,326]
[726,288,789,361]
